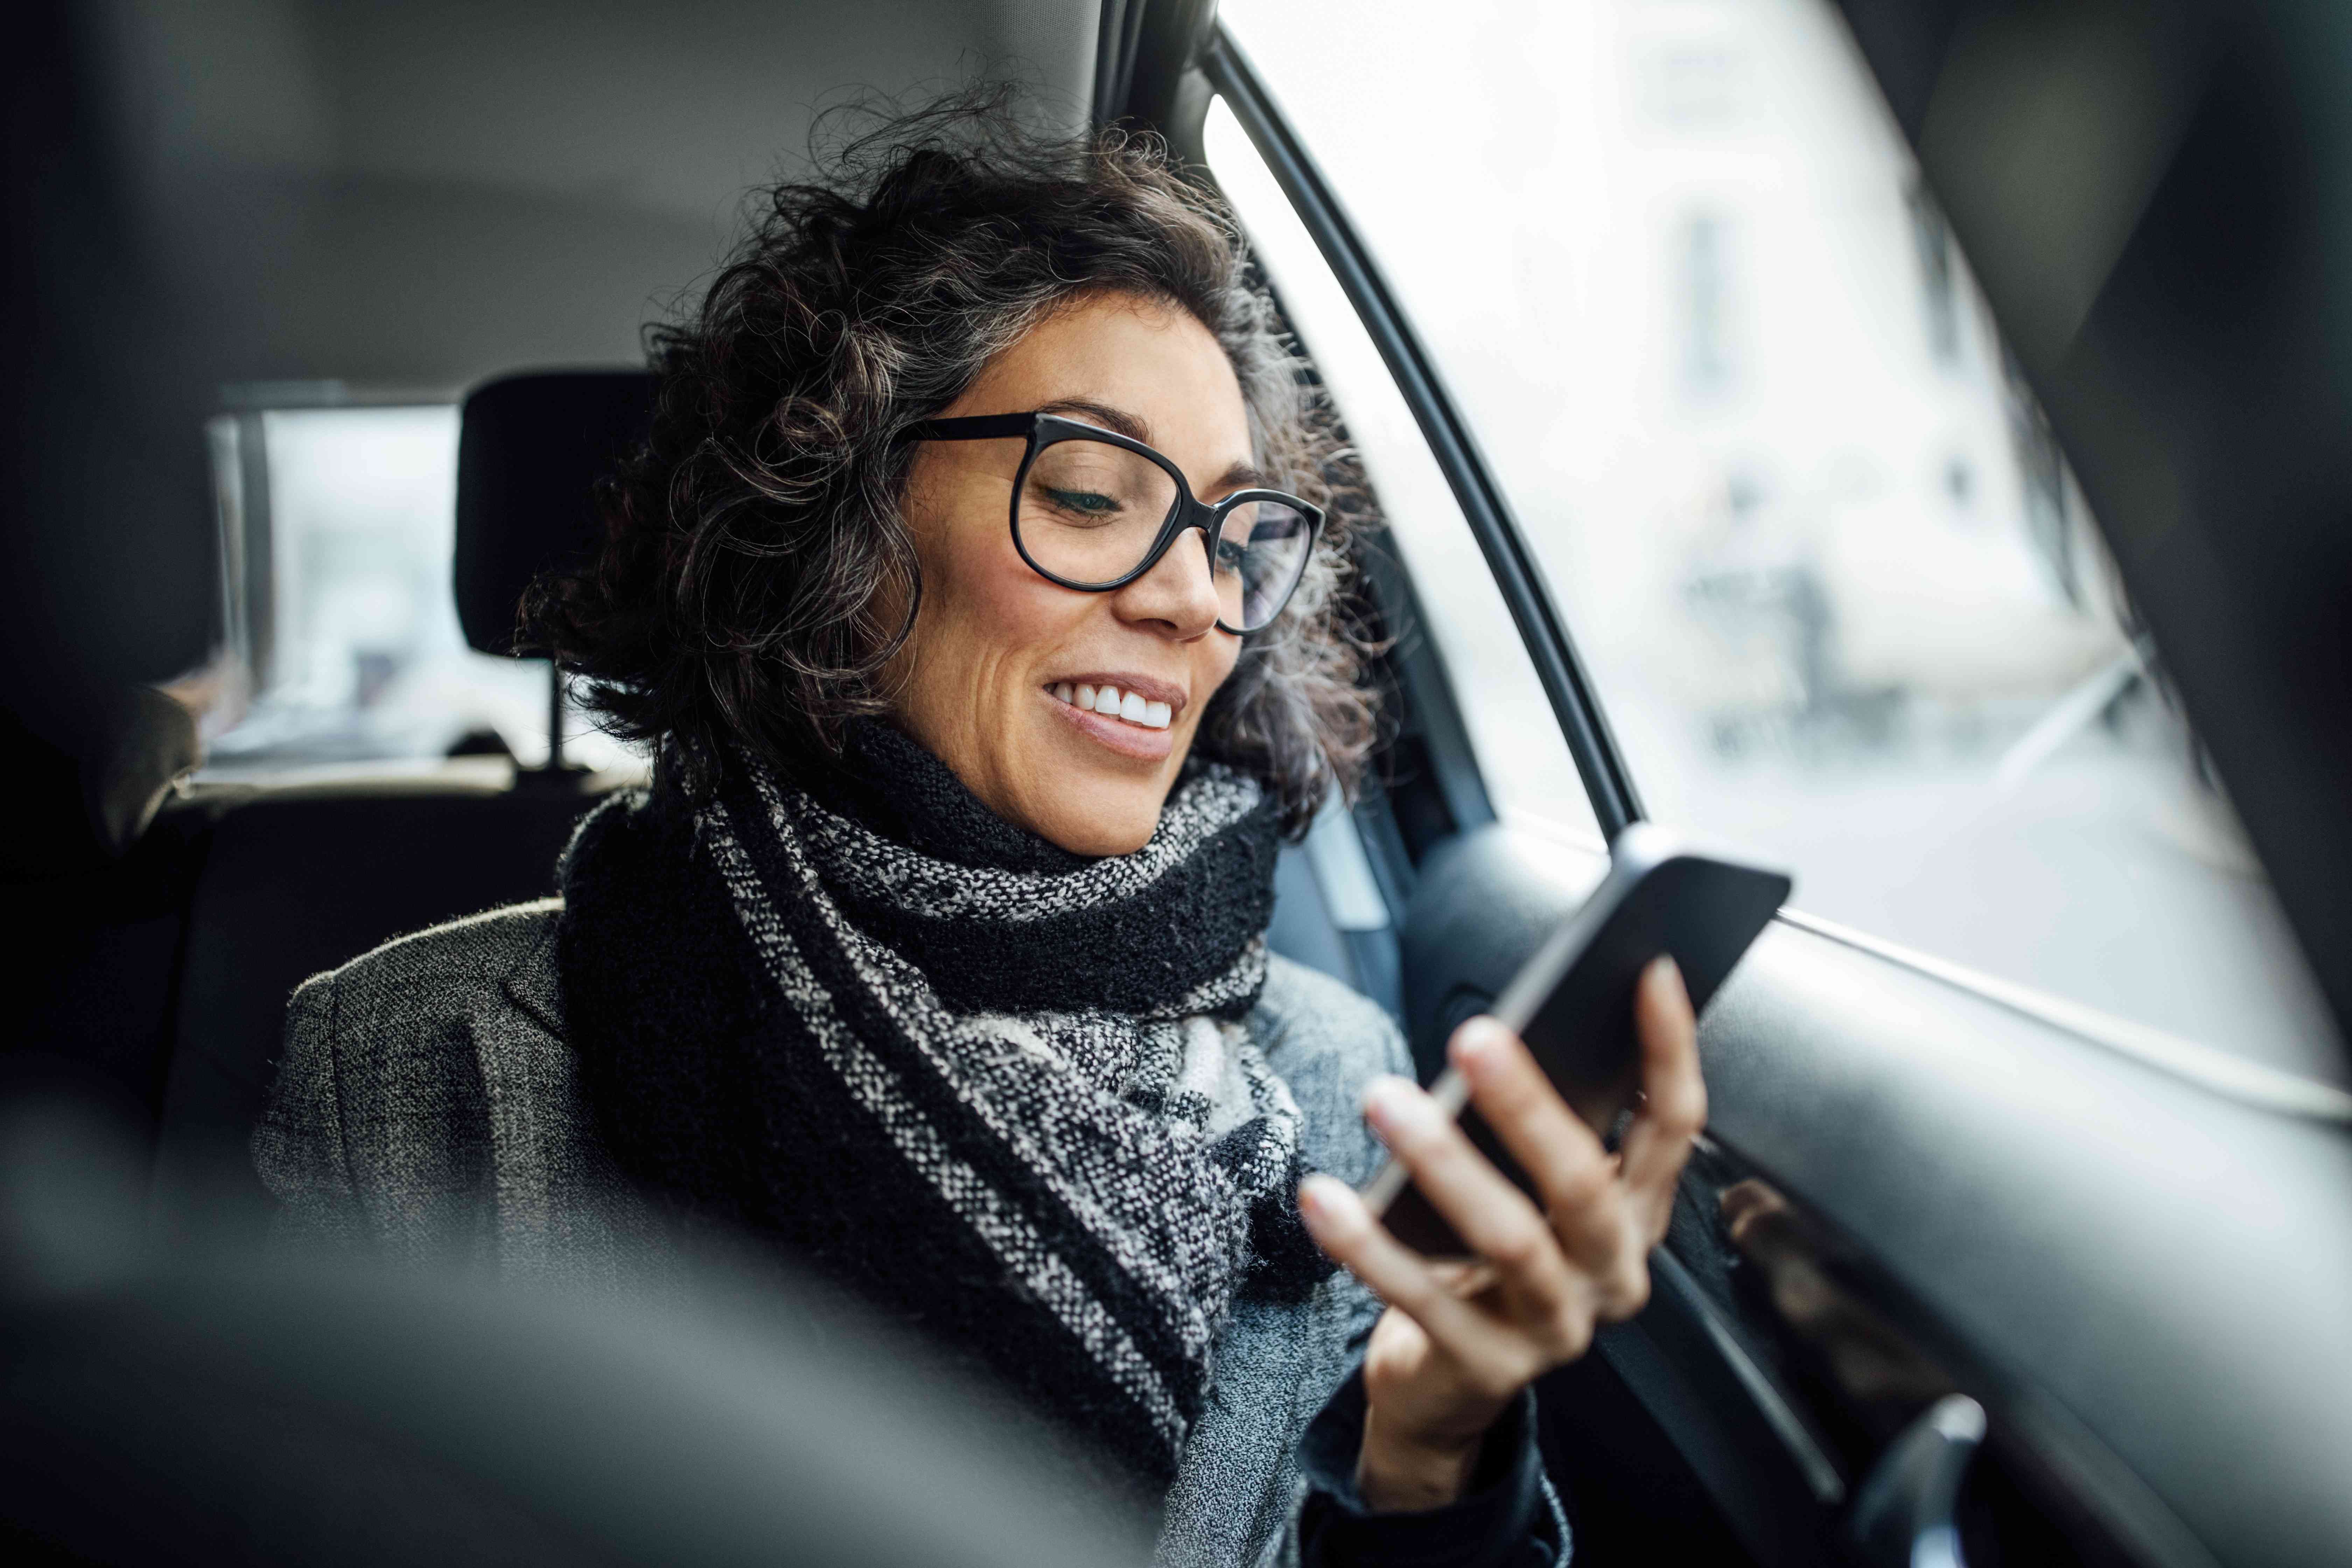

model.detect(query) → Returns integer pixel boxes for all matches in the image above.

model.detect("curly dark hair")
[527,97,1377,836]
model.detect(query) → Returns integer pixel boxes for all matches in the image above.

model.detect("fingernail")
[1298,1173,1355,1227]
[1451,1018,1504,1072]
[1363,1074,1428,1134]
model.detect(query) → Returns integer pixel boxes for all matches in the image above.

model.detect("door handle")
[1846,1394,1986,1568]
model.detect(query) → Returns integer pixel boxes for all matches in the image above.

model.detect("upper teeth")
[1054,682,1172,730]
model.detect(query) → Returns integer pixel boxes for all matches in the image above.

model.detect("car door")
[1096,3,2352,1565]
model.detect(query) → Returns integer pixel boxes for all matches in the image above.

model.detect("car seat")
[146,371,656,1248]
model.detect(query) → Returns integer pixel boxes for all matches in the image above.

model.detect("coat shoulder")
[291,896,565,1043]
[256,896,652,1279]
[262,897,568,1210]
[1254,953,1408,1078]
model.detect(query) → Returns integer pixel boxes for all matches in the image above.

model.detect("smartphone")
[1360,824,1791,1256]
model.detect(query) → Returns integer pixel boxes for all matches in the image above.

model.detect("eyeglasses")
[899,411,1323,634]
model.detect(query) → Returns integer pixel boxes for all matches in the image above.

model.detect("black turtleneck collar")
[796,718,1099,876]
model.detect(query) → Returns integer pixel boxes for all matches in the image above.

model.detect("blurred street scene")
[1222,0,2343,1083]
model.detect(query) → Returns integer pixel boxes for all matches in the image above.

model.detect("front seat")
[147,371,657,1249]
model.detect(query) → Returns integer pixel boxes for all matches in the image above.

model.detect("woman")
[254,106,1706,1568]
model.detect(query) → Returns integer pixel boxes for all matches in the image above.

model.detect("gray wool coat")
[252,898,1411,1567]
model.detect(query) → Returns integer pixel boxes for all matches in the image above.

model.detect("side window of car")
[1204,105,1603,859]
[1213,0,2341,1083]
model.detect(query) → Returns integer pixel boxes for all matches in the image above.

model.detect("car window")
[1219,0,2343,1083]
[1204,105,1602,854]
[197,403,624,777]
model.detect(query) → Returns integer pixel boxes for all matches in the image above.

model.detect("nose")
[1111,526,1227,638]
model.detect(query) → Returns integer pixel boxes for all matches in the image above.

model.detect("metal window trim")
[1200,28,1646,841]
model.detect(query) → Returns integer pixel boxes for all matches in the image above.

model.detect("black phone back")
[1371,825,1790,1255]
[1506,834,1791,1087]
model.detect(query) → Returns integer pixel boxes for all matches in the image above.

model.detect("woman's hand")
[1297,957,1706,1512]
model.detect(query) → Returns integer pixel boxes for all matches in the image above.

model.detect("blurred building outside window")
[1210,113,1606,859]
[1677,212,1736,400]
[196,401,632,779]
[1217,0,2343,1083]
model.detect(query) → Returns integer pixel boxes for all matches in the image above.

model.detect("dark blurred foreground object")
[1829,0,2352,1042]
[2,0,216,870]
[0,4,216,706]
[0,1085,1153,1568]
[0,685,200,878]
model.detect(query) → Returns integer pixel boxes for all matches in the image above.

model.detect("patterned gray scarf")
[559,730,1331,1484]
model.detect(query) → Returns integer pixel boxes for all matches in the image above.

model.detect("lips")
[1040,674,1185,761]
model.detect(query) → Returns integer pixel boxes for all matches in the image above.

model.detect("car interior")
[6,1,2351,1565]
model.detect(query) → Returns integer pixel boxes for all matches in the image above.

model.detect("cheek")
[920,527,1083,680]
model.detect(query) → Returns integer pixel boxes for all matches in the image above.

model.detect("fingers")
[1619,957,1708,1233]
[1301,1176,1571,1402]
[1297,1173,1484,1345]
[1361,1076,1577,1302]
[1447,1018,1618,1251]
[1321,959,1704,1372]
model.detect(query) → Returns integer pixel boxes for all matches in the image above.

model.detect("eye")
[1213,535,1249,575]
[1040,484,1123,520]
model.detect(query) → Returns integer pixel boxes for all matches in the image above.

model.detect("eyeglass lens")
[1017,435,1311,630]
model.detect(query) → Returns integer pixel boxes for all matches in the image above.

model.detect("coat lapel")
[480,895,662,1283]
[499,898,568,1041]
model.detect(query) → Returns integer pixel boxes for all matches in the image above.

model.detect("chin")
[1032,791,1164,859]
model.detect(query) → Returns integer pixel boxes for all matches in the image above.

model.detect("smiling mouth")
[1046,681,1174,731]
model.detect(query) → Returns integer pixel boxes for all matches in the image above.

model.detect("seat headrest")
[454,370,656,656]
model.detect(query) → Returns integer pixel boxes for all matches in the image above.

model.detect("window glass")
[1204,102,1600,850]
[1221,0,2342,1082]
[201,405,628,776]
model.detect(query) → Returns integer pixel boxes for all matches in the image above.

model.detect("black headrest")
[454,370,656,656]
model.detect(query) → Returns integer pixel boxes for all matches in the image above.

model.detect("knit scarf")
[556,723,1332,1485]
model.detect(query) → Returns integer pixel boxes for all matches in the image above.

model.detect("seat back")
[149,369,656,1246]
[149,779,603,1243]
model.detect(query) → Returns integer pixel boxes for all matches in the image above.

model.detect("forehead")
[967,293,1253,466]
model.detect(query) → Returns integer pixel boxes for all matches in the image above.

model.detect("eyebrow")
[1212,460,1273,495]
[1037,398,1271,498]
[1038,398,1150,442]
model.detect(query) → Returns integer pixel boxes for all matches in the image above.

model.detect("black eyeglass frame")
[898,410,1324,634]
